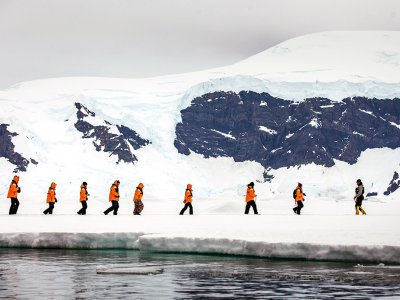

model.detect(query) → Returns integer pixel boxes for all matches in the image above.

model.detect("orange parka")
[295,187,304,202]
[7,176,20,198]
[109,181,120,201]
[46,182,57,203]
[80,184,88,202]
[133,183,144,201]
[184,184,193,203]
[245,186,256,202]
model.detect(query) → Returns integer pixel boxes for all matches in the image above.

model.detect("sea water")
[0,249,399,299]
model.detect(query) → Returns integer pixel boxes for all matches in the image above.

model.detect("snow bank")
[139,236,400,264]
[0,231,399,264]
[1,213,399,264]
[0,232,142,249]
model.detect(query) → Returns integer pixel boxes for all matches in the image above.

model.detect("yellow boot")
[355,207,359,215]
[360,207,366,215]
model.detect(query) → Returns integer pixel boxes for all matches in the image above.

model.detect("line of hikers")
[5,176,367,216]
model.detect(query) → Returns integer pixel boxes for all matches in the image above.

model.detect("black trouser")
[43,202,54,215]
[293,200,303,215]
[77,201,87,215]
[104,200,119,215]
[180,203,193,215]
[9,198,19,215]
[355,197,363,208]
[245,200,258,214]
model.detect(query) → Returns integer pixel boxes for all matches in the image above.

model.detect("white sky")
[0,0,400,89]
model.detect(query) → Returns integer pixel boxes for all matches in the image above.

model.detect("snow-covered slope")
[229,31,400,83]
[0,32,400,260]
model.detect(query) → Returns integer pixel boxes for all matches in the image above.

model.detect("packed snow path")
[1,214,399,264]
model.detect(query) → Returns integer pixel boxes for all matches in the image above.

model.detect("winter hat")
[298,182,302,187]
[248,182,254,187]
[82,181,87,186]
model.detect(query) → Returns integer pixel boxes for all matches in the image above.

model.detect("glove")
[55,198,58,203]
[17,187,21,193]
[303,193,306,196]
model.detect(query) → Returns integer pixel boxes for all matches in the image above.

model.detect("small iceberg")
[354,263,400,269]
[96,265,164,275]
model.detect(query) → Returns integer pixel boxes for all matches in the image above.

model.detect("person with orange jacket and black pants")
[7,175,21,214]
[104,180,120,215]
[293,182,306,215]
[43,182,57,215]
[180,184,193,215]
[77,182,89,215]
[133,183,144,215]
[245,182,258,214]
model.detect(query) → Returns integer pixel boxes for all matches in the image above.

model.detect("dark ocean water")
[0,249,399,299]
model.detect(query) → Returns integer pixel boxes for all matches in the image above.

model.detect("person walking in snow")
[292,182,305,215]
[7,175,21,215]
[77,182,89,215]
[104,180,120,215]
[43,182,57,215]
[245,182,259,214]
[133,183,144,215]
[179,184,193,215]
[354,179,366,215]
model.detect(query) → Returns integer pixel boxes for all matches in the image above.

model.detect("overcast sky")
[0,0,399,88]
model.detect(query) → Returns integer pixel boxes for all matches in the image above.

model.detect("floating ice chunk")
[96,265,164,275]
[354,263,400,269]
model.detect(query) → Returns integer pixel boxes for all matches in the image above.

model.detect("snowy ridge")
[181,76,400,103]
[229,31,400,83]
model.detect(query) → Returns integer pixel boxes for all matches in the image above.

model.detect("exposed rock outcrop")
[175,91,400,170]
[74,103,150,164]
[0,124,30,172]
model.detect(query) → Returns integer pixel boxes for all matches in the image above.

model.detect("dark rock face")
[0,124,30,172]
[175,91,400,170]
[366,192,378,197]
[74,103,150,164]
[384,171,400,196]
